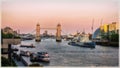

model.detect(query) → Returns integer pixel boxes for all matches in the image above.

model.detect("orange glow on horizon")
[1,0,118,34]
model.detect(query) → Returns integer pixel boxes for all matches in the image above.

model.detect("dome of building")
[92,28,101,39]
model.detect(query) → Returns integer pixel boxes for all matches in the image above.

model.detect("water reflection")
[21,39,118,66]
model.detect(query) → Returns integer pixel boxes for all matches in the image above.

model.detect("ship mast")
[100,18,103,39]
[91,19,94,34]
[100,18,103,26]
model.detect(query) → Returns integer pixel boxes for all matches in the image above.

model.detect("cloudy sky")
[1,0,118,34]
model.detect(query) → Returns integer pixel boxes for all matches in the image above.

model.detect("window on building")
[1,48,8,54]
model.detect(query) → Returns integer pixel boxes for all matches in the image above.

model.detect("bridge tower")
[35,23,41,42]
[56,23,62,42]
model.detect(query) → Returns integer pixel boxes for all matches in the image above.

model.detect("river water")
[21,39,119,67]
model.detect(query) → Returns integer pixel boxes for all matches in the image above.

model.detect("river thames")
[21,38,118,66]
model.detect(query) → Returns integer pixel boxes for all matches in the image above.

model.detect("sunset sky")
[1,0,118,35]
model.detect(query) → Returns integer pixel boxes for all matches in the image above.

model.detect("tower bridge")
[35,23,62,42]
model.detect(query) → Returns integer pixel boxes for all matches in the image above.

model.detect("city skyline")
[1,0,118,34]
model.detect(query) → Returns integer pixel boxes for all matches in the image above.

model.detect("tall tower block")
[35,23,41,42]
[56,23,62,42]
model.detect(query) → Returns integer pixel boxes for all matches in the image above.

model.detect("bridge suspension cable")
[61,30,68,35]
[22,29,36,37]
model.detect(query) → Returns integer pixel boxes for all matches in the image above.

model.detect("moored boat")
[68,34,96,48]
